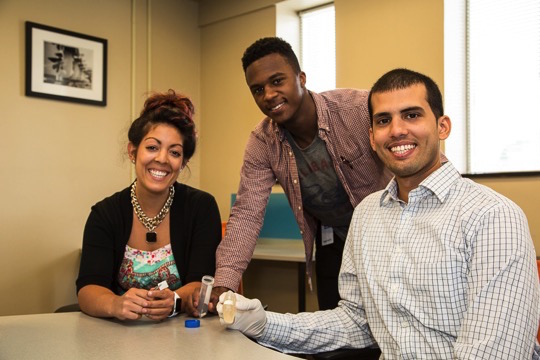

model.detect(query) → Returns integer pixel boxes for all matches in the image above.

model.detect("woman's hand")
[111,288,153,320]
[78,285,154,321]
[78,283,205,321]
[143,288,175,321]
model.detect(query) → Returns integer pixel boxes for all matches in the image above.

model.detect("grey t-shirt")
[285,131,353,241]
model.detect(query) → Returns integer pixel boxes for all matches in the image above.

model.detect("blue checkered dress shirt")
[258,162,540,359]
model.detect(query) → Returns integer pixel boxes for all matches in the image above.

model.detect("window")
[444,0,540,174]
[299,4,336,92]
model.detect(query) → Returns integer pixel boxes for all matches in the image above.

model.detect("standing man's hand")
[188,286,230,317]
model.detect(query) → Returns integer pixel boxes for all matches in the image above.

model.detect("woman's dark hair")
[128,90,196,163]
[241,37,301,73]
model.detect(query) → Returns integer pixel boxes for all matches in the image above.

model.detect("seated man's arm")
[455,203,540,359]
[256,211,377,354]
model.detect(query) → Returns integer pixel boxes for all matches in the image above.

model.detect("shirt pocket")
[338,150,385,191]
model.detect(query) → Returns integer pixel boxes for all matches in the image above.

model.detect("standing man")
[218,68,540,359]
[202,37,390,311]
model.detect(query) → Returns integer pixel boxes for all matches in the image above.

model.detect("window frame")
[444,0,540,177]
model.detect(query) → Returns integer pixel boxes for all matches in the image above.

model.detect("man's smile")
[390,143,416,156]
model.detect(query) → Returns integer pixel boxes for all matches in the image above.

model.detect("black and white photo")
[25,21,107,106]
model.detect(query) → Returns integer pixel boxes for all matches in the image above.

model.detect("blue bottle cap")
[185,319,200,328]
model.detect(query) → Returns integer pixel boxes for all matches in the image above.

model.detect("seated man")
[217,68,540,359]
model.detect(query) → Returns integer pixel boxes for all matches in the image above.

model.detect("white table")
[0,312,296,359]
[253,238,309,312]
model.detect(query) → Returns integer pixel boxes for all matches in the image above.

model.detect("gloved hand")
[217,292,267,339]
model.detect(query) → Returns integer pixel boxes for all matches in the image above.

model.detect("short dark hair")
[241,37,301,73]
[368,68,444,125]
[128,89,196,164]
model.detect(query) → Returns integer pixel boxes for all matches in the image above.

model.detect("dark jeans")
[315,228,345,310]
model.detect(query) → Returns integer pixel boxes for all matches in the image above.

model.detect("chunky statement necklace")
[130,180,175,243]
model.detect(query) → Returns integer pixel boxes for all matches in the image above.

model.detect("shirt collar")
[380,161,461,206]
[274,90,327,142]
[310,91,331,133]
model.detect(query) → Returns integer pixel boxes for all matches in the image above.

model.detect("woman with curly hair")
[77,90,221,321]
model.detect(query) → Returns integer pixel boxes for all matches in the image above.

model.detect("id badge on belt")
[321,225,334,246]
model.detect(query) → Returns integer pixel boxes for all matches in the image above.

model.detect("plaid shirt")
[214,89,391,290]
[259,162,540,359]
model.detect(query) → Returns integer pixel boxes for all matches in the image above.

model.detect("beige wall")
[198,0,540,312]
[1,0,538,317]
[199,0,446,221]
[150,0,202,185]
[199,0,540,252]
[198,3,316,313]
[333,0,540,246]
[199,5,276,223]
[197,0,444,312]
[474,177,540,244]
[336,0,443,90]
[0,0,201,316]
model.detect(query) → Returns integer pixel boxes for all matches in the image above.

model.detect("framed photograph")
[25,21,107,106]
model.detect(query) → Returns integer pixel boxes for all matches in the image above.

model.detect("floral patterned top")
[117,244,182,293]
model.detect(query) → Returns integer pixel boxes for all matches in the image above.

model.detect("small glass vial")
[222,291,236,324]
[197,275,214,318]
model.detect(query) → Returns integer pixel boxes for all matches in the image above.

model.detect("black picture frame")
[25,21,107,106]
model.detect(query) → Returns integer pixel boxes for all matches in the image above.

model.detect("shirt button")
[298,206,302,210]
[400,319,408,328]
[289,151,293,156]
[391,283,399,292]
[300,230,304,235]
[293,179,298,184]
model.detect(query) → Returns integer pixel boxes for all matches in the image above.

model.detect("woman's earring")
[131,158,135,164]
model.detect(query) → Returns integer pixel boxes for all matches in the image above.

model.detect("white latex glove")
[217,292,267,339]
